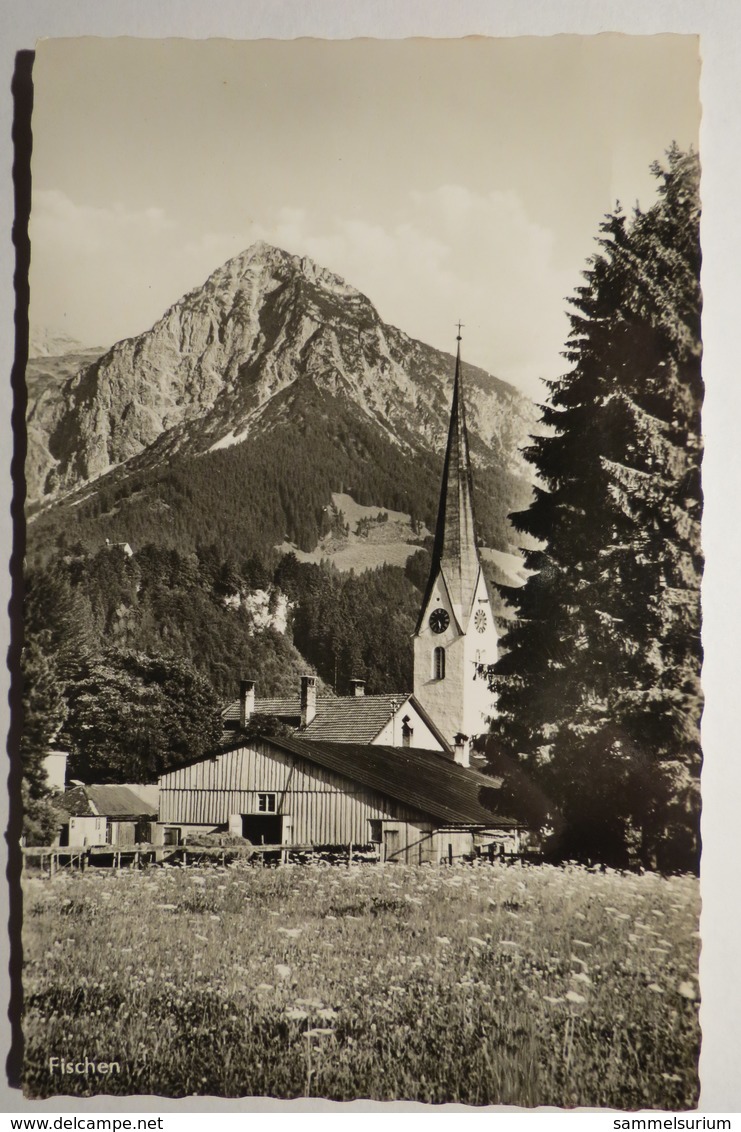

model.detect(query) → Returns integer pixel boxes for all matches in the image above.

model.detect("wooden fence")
[21,840,381,876]
[20,838,519,878]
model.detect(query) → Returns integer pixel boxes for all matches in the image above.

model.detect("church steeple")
[417,331,481,631]
[412,329,498,761]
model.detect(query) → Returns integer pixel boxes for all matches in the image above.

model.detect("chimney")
[350,678,365,698]
[239,680,256,728]
[42,748,68,792]
[300,675,317,728]
[453,733,470,768]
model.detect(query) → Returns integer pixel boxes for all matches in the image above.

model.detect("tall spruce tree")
[20,569,95,843]
[489,146,702,870]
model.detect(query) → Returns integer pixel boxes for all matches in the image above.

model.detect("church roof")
[416,338,483,631]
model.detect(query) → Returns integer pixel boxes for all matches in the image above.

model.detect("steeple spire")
[412,328,497,751]
[417,332,481,629]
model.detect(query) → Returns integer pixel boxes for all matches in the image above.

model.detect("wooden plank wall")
[436,829,476,863]
[159,741,430,845]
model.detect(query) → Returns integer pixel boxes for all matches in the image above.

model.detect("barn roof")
[57,785,158,820]
[222,692,452,752]
[260,734,519,829]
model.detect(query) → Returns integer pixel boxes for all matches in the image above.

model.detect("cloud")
[29,186,575,397]
[251,188,575,396]
[29,190,245,346]
[31,190,177,250]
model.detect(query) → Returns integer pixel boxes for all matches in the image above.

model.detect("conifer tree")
[20,568,95,842]
[489,147,702,870]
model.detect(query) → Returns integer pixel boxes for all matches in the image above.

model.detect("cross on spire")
[456,320,464,341]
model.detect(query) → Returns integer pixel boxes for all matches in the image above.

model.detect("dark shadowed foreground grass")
[22,861,699,1106]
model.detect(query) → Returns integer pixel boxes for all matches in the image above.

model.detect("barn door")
[242,813,282,846]
[117,822,136,847]
[383,827,401,862]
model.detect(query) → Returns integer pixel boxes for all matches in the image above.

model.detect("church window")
[433,647,446,680]
[402,715,413,747]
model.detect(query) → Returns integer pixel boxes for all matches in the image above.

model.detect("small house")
[56,784,159,848]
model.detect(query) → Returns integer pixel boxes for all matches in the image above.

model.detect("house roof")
[243,734,519,829]
[302,694,412,743]
[222,696,303,723]
[222,692,452,752]
[57,785,158,820]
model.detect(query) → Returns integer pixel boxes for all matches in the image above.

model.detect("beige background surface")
[0,0,738,1117]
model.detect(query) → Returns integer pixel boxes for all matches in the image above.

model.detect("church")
[221,330,498,765]
[158,336,516,860]
[412,330,498,763]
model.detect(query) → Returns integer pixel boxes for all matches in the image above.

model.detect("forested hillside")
[27,382,530,570]
[20,539,435,826]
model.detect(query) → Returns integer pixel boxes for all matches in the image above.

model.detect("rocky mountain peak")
[29,244,536,510]
[190,240,369,308]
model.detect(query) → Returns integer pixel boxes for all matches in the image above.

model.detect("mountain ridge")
[26,242,538,566]
[28,328,96,359]
[32,242,534,500]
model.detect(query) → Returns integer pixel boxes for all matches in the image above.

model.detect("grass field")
[22,861,700,1107]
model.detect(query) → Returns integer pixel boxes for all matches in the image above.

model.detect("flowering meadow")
[22,861,700,1107]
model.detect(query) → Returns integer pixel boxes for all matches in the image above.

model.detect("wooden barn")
[158,733,522,863]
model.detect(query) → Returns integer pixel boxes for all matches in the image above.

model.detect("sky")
[29,35,700,399]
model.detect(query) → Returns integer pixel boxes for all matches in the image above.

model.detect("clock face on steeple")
[429,608,450,634]
[475,609,487,633]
